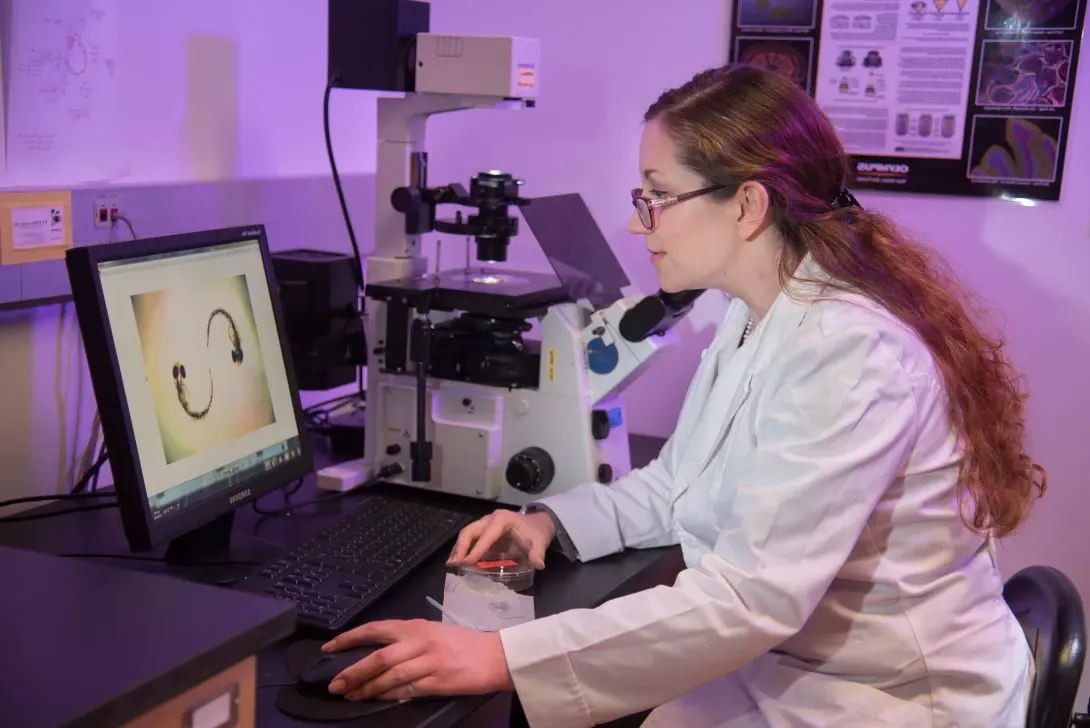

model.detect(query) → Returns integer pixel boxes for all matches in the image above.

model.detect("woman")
[320,65,1046,727]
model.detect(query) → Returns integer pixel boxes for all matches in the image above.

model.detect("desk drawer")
[121,655,255,728]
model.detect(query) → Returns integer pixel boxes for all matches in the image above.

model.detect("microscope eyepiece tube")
[618,289,704,342]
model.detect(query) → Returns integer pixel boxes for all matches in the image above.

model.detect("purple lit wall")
[1,0,1088,707]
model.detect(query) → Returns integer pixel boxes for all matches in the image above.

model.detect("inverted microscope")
[320,0,701,506]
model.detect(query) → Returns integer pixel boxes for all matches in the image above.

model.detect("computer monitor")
[66,225,313,572]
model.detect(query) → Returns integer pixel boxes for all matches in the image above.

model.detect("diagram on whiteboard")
[6,0,127,186]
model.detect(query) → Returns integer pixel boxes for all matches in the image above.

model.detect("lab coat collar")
[749,254,832,375]
[669,297,749,463]
[672,255,829,490]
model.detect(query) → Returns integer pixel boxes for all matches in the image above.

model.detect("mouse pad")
[277,639,450,723]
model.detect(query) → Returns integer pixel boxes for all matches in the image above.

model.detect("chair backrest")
[1003,565,1086,728]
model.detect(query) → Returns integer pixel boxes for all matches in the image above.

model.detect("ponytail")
[786,204,1046,539]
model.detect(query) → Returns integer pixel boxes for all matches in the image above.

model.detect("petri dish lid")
[458,550,535,589]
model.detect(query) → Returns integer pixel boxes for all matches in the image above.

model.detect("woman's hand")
[322,619,514,701]
[447,509,557,569]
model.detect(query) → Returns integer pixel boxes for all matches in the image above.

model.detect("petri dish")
[458,550,535,592]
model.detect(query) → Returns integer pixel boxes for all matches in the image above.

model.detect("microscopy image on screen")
[131,274,276,465]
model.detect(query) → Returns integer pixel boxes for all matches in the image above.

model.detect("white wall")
[1,0,1088,711]
[112,1,380,184]
[0,0,380,499]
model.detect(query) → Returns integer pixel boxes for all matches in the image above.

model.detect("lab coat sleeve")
[500,324,921,728]
[525,436,678,563]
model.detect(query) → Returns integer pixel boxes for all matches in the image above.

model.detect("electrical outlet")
[92,196,119,229]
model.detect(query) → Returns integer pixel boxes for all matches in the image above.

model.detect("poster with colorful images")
[728,0,1086,200]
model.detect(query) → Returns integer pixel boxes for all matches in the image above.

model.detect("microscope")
[325,0,699,506]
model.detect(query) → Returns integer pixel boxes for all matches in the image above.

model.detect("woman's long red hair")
[647,65,1045,538]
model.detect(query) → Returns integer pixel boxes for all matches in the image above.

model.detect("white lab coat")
[499,258,1033,728]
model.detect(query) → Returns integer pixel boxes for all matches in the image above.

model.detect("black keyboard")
[237,494,471,634]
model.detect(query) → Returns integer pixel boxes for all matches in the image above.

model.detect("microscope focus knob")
[390,186,423,212]
[591,409,611,440]
[506,447,555,494]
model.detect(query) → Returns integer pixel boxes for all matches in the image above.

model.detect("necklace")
[740,318,754,346]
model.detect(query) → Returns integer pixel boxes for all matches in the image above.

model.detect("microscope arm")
[372,94,524,271]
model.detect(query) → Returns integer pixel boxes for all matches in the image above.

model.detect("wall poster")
[728,0,1087,200]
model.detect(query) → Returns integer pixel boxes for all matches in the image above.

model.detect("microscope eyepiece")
[619,289,704,342]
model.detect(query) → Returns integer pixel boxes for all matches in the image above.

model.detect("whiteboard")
[5,0,127,187]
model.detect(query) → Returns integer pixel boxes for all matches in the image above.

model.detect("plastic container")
[458,550,536,592]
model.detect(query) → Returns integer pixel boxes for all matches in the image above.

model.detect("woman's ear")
[735,181,773,241]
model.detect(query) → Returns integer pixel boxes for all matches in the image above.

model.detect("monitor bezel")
[66,225,315,552]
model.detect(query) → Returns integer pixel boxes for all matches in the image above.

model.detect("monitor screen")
[94,236,304,522]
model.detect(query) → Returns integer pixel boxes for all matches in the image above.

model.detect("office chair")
[1002,565,1086,728]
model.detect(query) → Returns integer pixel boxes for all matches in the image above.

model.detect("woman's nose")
[627,210,650,235]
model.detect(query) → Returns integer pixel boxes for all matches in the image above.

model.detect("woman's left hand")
[321,619,514,702]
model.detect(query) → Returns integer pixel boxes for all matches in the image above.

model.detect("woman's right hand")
[446,509,557,570]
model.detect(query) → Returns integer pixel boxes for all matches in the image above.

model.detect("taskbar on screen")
[149,435,305,521]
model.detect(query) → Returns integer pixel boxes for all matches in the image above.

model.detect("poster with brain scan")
[728,0,1085,200]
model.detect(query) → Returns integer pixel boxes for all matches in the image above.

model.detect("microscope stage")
[365,269,569,318]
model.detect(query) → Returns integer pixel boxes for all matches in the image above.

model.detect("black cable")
[0,502,118,523]
[253,463,403,518]
[252,478,306,516]
[0,456,116,522]
[304,392,362,415]
[303,392,365,434]
[90,440,107,492]
[71,455,106,494]
[71,448,110,494]
[58,553,260,567]
[325,75,369,403]
[324,76,364,289]
[0,492,115,509]
[112,214,138,240]
[309,401,360,422]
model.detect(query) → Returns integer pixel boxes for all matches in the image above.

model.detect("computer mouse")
[297,644,384,697]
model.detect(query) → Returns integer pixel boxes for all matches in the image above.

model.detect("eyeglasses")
[630,184,725,230]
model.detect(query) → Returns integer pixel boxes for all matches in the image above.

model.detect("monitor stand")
[162,510,283,586]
